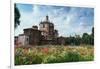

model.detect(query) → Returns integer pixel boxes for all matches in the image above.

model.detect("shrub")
[15,45,94,65]
[64,51,80,62]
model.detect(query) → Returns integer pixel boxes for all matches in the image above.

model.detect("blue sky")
[15,3,94,37]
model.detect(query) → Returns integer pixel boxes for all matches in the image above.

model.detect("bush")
[64,52,80,62]
[15,45,94,65]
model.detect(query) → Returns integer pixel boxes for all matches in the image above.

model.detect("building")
[14,36,18,45]
[24,27,41,45]
[15,15,66,46]
[17,34,29,46]
[39,16,55,40]
[57,36,66,45]
[39,15,58,44]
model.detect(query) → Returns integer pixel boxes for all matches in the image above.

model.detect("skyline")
[15,3,94,37]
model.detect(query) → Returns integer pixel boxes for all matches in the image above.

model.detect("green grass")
[15,45,94,65]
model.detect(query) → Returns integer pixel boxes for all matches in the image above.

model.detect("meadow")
[15,45,94,65]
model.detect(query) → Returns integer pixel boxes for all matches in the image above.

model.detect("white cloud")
[15,4,94,37]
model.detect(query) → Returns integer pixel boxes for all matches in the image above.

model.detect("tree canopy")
[64,27,94,46]
[14,4,21,28]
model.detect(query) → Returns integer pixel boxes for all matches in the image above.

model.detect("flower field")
[15,45,94,65]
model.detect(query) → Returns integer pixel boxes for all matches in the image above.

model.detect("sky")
[15,3,94,37]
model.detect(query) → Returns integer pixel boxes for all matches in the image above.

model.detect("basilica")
[15,15,66,46]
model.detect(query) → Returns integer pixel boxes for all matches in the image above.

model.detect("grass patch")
[15,45,94,65]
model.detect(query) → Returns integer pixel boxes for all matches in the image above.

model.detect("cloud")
[15,4,94,37]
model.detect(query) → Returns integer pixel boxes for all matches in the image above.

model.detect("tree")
[82,32,94,45]
[74,35,81,45]
[92,27,94,37]
[14,4,21,28]
[82,33,90,44]
[89,35,94,45]
[91,27,94,45]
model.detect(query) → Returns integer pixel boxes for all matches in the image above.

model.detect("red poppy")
[42,48,49,54]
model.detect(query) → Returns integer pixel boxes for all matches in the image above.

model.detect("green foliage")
[15,45,94,65]
[82,33,94,45]
[43,52,80,63]
[65,27,94,46]
[14,4,21,28]
[64,52,80,62]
